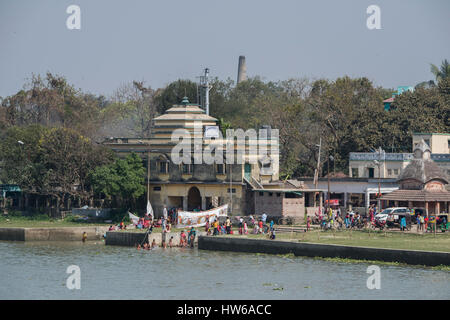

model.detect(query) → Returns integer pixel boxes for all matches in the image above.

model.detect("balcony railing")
[350,152,450,162]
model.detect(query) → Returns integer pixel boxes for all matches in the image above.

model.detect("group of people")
[204,214,276,239]
[136,226,198,250]
[206,216,234,236]
[313,206,370,230]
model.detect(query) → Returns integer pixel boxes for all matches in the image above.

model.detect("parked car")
[376,207,408,221]
[375,208,393,223]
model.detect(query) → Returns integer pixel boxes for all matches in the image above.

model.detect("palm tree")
[430,59,450,83]
[217,117,232,137]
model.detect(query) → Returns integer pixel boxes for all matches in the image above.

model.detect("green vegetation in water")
[313,256,449,271]
[277,253,295,258]
[272,287,284,291]
[431,265,450,272]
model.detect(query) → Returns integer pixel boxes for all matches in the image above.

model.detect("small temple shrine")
[380,140,450,216]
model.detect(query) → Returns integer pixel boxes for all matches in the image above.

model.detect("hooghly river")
[0,241,449,300]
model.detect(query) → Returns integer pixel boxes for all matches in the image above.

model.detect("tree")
[430,59,450,83]
[308,77,385,174]
[0,125,48,193]
[0,125,114,211]
[155,79,198,114]
[90,153,145,208]
[101,81,157,138]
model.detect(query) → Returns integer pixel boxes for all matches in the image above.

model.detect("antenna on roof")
[198,68,211,115]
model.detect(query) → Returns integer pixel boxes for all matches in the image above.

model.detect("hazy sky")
[1,0,449,98]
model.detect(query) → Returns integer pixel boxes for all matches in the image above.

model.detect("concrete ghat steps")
[198,236,450,267]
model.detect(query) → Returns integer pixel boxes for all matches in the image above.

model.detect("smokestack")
[237,55,247,84]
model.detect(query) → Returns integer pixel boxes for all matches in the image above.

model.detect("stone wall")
[198,236,450,267]
[0,228,25,241]
[0,226,109,241]
[105,230,206,247]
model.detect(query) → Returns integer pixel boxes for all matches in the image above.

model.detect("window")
[259,192,264,196]
[393,169,399,175]
[227,188,236,193]
[276,193,281,197]
[448,139,450,148]
[153,186,161,191]
[447,169,450,176]
[424,139,430,147]
[368,168,374,178]
[216,164,225,174]
[351,168,358,178]
[159,162,169,174]
[269,192,273,197]
[388,169,392,176]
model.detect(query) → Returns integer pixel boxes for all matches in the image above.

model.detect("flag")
[128,212,139,225]
[146,200,154,220]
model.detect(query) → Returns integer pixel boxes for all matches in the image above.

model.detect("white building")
[349,133,450,179]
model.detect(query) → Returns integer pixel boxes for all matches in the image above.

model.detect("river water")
[0,241,449,300]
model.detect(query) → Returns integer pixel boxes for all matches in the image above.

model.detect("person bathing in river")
[151,239,157,249]
[169,236,174,248]
[188,227,196,247]
[82,232,87,242]
[180,230,187,247]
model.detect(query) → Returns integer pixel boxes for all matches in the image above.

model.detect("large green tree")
[90,153,145,208]
[0,125,114,210]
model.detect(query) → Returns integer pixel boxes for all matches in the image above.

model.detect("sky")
[0,0,449,98]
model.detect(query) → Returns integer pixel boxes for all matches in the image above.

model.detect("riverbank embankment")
[198,236,450,267]
[0,226,109,241]
[105,230,207,247]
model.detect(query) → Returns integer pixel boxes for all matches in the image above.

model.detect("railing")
[350,152,450,162]
[349,153,414,161]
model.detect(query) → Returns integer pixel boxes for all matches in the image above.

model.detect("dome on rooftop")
[181,96,190,105]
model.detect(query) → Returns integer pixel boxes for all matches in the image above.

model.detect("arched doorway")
[188,187,201,211]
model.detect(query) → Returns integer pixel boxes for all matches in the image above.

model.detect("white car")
[375,208,392,223]
[375,207,410,223]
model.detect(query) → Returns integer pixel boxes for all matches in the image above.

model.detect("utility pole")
[314,137,322,208]
[147,148,150,203]
[327,155,333,216]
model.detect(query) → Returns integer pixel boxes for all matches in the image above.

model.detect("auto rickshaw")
[427,214,449,232]
[386,211,411,230]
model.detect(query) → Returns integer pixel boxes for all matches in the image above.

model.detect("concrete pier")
[105,230,206,247]
[198,236,450,267]
[0,226,109,241]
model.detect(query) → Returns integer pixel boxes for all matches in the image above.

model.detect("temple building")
[103,97,323,221]
[380,140,450,215]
